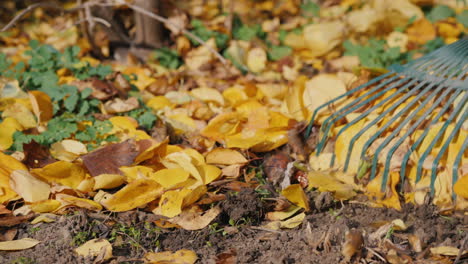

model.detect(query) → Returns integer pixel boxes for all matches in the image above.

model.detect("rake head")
[306,38,468,195]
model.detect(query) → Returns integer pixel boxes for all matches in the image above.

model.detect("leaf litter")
[0,0,467,263]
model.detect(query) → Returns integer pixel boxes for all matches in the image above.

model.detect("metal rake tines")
[306,38,468,194]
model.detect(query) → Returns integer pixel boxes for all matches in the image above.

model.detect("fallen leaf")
[0,238,40,251]
[31,160,86,189]
[103,97,139,114]
[0,117,23,150]
[28,90,53,123]
[31,213,56,224]
[50,139,88,162]
[342,229,364,262]
[169,206,221,230]
[74,238,113,261]
[82,140,139,176]
[281,184,310,211]
[102,179,163,212]
[307,170,356,200]
[430,246,467,256]
[144,249,197,264]
[10,170,50,203]
[205,148,248,165]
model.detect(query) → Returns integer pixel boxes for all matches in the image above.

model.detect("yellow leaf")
[159,189,192,218]
[74,239,113,260]
[32,161,86,189]
[367,172,401,210]
[266,206,301,221]
[222,86,248,107]
[285,76,307,121]
[198,164,221,184]
[0,117,23,150]
[430,246,467,256]
[182,185,207,207]
[205,148,247,165]
[247,47,267,73]
[28,90,53,123]
[303,74,347,117]
[31,213,56,224]
[307,170,356,200]
[102,179,163,212]
[406,18,436,45]
[30,200,61,213]
[57,194,103,211]
[162,152,202,182]
[10,170,50,203]
[201,112,242,141]
[150,168,190,189]
[120,166,155,182]
[0,152,27,203]
[250,129,289,152]
[280,212,305,229]
[50,139,88,162]
[303,22,345,57]
[169,206,221,230]
[185,38,216,71]
[144,249,197,264]
[146,96,174,110]
[0,238,40,251]
[183,149,205,166]
[454,175,468,199]
[2,102,37,129]
[190,87,225,106]
[281,184,310,211]
[93,174,126,190]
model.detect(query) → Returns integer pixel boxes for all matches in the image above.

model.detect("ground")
[1,189,466,263]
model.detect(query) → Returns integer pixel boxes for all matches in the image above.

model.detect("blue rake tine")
[345,54,459,172]
[416,92,468,185]
[304,71,393,139]
[452,136,468,199]
[318,76,410,155]
[429,101,468,195]
[327,53,457,167]
[374,62,468,190]
[399,89,463,192]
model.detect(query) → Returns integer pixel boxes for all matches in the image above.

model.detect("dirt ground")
[1,188,467,264]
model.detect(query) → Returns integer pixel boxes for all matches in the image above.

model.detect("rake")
[305,37,468,195]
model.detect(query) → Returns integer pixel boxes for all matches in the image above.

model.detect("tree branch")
[114,0,228,66]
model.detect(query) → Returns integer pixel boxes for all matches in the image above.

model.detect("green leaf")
[456,10,468,27]
[426,5,455,23]
[153,48,182,69]
[267,45,292,61]
[301,1,320,17]
[137,111,157,130]
[64,91,79,112]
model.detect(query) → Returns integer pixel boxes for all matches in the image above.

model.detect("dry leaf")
[74,238,113,261]
[0,238,40,251]
[10,170,50,203]
[169,206,221,230]
[144,249,197,264]
[205,148,248,165]
[281,184,310,211]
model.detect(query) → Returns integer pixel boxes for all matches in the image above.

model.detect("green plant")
[189,19,229,50]
[153,48,182,69]
[385,226,395,239]
[28,226,41,234]
[72,231,93,246]
[10,257,36,264]
[208,222,227,236]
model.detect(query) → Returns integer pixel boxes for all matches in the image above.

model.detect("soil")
[1,189,467,264]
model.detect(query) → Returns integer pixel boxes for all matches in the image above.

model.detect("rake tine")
[452,136,468,199]
[304,71,394,139]
[376,85,449,190]
[416,92,468,184]
[430,107,468,195]
[316,74,401,153]
[399,89,463,192]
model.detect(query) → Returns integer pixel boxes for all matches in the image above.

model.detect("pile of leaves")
[0,0,467,263]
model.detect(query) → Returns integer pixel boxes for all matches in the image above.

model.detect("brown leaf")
[263,151,290,185]
[103,97,139,114]
[342,228,364,262]
[216,249,237,264]
[72,78,118,100]
[288,122,307,160]
[23,141,57,168]
[0,205,11,215]
[0,213,34,227]
[82,140,139,176]
[0,228,17,241]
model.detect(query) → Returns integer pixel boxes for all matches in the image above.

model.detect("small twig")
[365,247,387,263]
[73,17,111,28]
[249,226,283,233]
[454,234,468,264]
[115,0,228,66]
[1,3,63,31]
[116,231,148,253]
